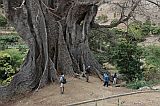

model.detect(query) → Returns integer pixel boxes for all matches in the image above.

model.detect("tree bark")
[0,0,104,100]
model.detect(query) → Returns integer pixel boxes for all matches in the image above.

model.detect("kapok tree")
[1,0,150,100]
[0,0,104,100]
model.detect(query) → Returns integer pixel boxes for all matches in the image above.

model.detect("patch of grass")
[126,80,148,89]
[126,79,160,89]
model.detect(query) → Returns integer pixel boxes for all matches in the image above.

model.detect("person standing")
[113,73,117,85]
[85,66,91,82]
[59,73,66,94]
[103,73,109,87]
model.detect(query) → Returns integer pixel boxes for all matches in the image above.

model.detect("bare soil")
[1,76,159,106]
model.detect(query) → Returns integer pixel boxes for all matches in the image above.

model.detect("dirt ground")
[1,76,158,106]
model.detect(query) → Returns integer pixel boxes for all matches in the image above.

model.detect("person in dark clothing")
[85,66,91,82]
[1,71,8,80]
[103,73,109,87]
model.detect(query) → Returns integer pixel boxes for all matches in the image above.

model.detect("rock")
[138,86,151,91]
[152,86,160,90]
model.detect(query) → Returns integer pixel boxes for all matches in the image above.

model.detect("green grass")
[126,79,160,89]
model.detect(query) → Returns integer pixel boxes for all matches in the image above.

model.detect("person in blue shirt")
[103,73,109,87]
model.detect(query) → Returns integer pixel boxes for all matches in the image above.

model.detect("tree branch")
[145,0,160,8]
[92,0,141,29]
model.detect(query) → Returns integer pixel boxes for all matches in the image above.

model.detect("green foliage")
[89,21,160,84]
[1,76,13,85]
[150,26,160,35]
[142,46,160,81]
[0,34,20,50]
[93,51,109,64]
[0,49,25,85]
[127,79,160,89]
[0,53,14,81]
[142,64,160,81]
[18,45,28,54]
[141,20,151,36]
[128,21,144,41]
[89,28,110,52]
[0,34,27,85]
[96,14,108,23]
[144,46,160,68]
[126,80,147,89]
[108,38,143,81]
[0,15,7,27]
[0,34,28,54]
[128,20,153,41]
[3,49,25,69]
[0,34,20,44]
[111,19,119,25]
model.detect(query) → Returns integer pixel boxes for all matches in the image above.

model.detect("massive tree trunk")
[0,0,104,100]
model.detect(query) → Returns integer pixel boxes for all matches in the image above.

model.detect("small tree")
[109,37,143,82]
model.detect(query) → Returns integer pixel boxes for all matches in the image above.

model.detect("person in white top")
[59,73,66,94]
[113,73,117,85]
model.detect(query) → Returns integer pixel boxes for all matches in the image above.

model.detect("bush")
[0,34,20,44]
[128,21,144,41]
[89,28,110,52]
[0,53,14,80]
[142,46,160,81]
[0,49,25,85]
[127,80,147,89]
[108,38,143,81]
[141,20,151,36]
[96,14,108,23]
[111,19,119,25]
[143,64,160,81]
[150,26,160,35]
[127,79,160,89]
[93,51,109,64]
[0,34,20,50]
[128,20,153,41]
[2,49,25,70]
[0,15,7,27]
[144,46,160,68]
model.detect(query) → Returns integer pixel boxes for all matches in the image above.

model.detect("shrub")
[93,51,109,64]
[142,64,160,81]
[127,80,147,89]
[111,19,119,25]
[2,49,25,70]
[141,20,151,36]
[108,38,143,81]
[0,34,20,50]
[0,53,13,80]
[0,49,25,85]
[0,34,20,44]
[127,79,160,89]
[0,15,7,27]
[142,46,160,81]
[150,26,160,35]
[144,46,160,68]
[128,21,143,41]
[89,28,110,52]
[1,76,13,86]
[96,14,108,23]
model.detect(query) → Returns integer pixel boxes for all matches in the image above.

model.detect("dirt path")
[3,76,160,106]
